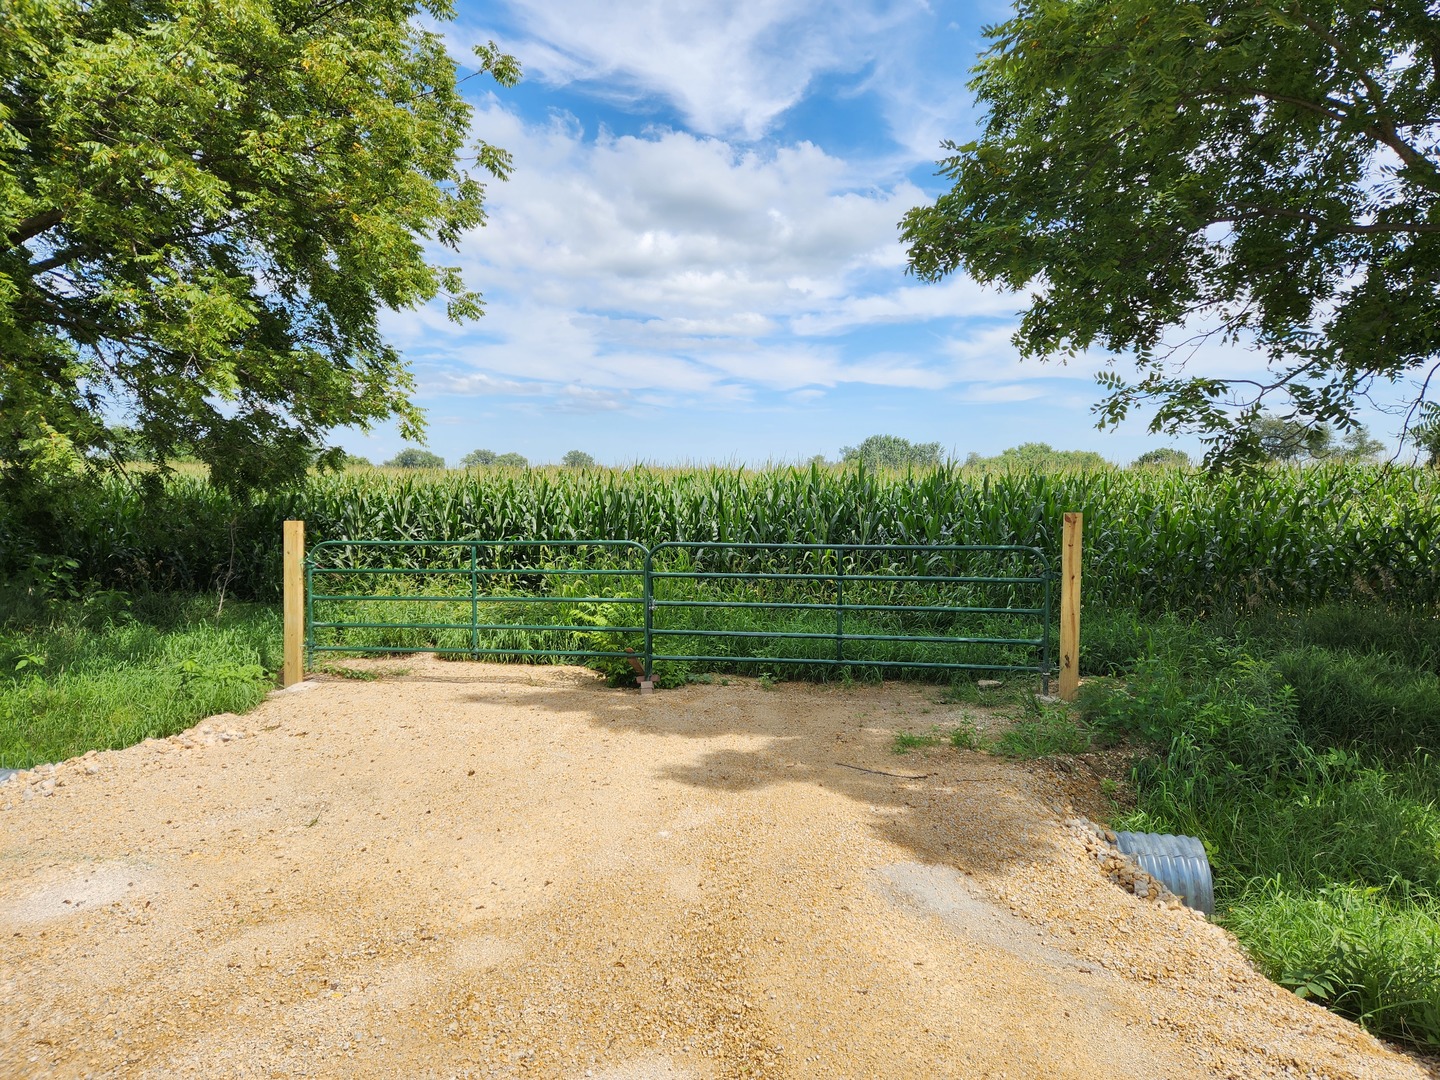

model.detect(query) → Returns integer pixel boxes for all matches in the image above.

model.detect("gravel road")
[0,659,1432,1079]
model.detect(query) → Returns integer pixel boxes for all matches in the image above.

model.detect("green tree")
[1,0,518,493]
[839,435,943,470]
[901,2,1440,466]
[1131,448,1192,469]
[1336,424,1387,462]
[561,450,596,469]
[384,447,445,469]
[460,449,498,468]
[1252,416,1335,462]
[966,442,1108,470]
[494,452,528,468]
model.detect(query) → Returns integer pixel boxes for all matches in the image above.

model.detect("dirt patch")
[0,659,1430,1079]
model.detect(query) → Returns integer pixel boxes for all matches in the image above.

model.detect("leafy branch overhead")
[901,1,1440,465]
[0,0,518,493]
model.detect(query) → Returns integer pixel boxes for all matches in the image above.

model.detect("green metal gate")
[306,539,1055,688]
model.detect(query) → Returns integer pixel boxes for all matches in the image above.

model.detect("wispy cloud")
[453,0,924,140]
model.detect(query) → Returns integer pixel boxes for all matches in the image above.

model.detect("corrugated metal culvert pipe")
[1114,831,1215,916]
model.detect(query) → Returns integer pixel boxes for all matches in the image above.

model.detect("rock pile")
[1068,816,1193,912]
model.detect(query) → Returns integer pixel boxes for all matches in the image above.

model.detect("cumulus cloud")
[398,104,987,405]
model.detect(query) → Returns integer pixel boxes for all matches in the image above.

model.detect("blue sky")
[351,0,1383,468]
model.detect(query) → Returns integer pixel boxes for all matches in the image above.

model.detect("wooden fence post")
[282,519,305,687]
[1059,512,1083,702]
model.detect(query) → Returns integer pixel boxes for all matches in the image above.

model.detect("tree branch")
[5,209,63,250]
[1217,206,1440,236]
[27,245,93,275]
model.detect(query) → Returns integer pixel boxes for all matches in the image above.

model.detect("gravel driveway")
[0,660,1430,1079]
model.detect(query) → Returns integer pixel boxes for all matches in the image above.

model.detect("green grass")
[1077,608,1440,1048]
[892,728,947,753]
[988,705,1093,758]
[0,593,278,768]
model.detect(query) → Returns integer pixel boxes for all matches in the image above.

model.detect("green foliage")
[494,452,529,468]
[892,728,943,753]
[1130,448,1191,469]
[989,701,1093,759]
[1413,403,1440,467]
[901,1,1440,466]
[561,450,596,469]
[965,443,1107,471]
[1251,416,1336,463]
[1335,426,1387,464]
[948,720,982,750]
[1227,881,1440,1049]
[460,449,498,468]
[384,448,446,469]
[1270,649,1440,760]
[3,462,1440,616]
[0,592,277,767]
[840,435,942,470]
[0,0,518,494]
[1079,610,1440,1046]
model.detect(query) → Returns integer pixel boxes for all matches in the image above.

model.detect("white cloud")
[465,120,922,311]
[454,0,922,141]
[793,276,1022,335]
[400,105,973,403]
[952,383,1047,404]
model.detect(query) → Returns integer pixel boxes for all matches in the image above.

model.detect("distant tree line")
[376,448,599,469]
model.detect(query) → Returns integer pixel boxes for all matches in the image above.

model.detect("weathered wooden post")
[282,519,305,687]
[1059,512,1082,701]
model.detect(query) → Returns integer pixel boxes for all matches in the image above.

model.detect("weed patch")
[1079,607,1440,1047]
[0,593,277,768]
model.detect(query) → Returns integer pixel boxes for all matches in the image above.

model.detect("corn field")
[5,463,1439,612]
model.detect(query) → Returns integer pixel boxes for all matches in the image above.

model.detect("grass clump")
[989,705,1092,759]
[892,728,944,754]
[893,718,984,754]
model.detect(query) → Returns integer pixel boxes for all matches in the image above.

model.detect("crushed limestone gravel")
[0,659,1433,1079]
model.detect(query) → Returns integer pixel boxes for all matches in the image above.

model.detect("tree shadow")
[422,662,1073,885]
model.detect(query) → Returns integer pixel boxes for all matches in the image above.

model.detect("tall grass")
[4,463,1439,611]
[1079,614,1440,1048]
[0,592,278,768]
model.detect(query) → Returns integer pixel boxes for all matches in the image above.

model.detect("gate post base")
[638,679,655,695]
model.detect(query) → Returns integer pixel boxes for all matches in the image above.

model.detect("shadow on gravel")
[439,667,1065,885]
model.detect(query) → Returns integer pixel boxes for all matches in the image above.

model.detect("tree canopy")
[840,434,943,470]
[384,447,444,469]
[1250,415,1386,462]
[1,0,517,493]
[901,1,1440,465]
[1131,447,1192,469]
[964,442,1108,471]
[561,450,596,469]
[460,448,498,468]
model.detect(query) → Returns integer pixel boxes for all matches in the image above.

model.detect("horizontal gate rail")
[306,539,650,666]
[642,541,1052,690]
[304,537,1056,689]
